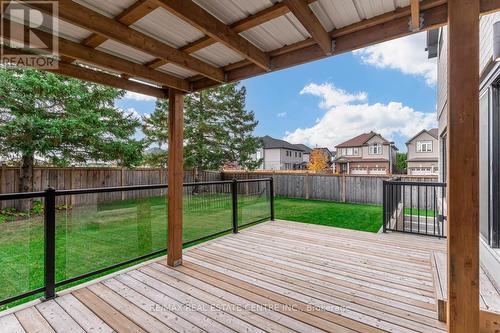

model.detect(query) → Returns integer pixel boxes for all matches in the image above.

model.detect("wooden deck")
[0,220,447,333]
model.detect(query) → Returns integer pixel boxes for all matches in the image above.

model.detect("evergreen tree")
[144,83,261,174]
[142,99,168,168]
[396,152,407,172]
[0,67,145,196]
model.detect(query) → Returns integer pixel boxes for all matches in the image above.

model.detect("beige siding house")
[254,136,311,170]
[406,128,439,175]
[333,131,397,175]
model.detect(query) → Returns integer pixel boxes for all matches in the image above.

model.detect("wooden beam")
[167,89,184,267]
[2,47,167,98]
[410,0,421,31]
[447,0,480,332]
[192,3,449,90]
[152,0,270,71]
[82,0,159,49]
[283,0,332,55]
[145,1,294,70]
[1,18,190,92]
[26,0,225,82]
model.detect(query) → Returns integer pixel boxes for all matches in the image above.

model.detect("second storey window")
[417,141,433,152]
[369,143,382,155]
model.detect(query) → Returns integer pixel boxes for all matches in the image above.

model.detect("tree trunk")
[18,154,34,212]
[192,166,200,195]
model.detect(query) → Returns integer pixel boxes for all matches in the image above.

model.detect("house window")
[369,144,382,155]
[417,141,433,152]
[346,148,353,155]
[299,152,302,157]
[353,148,359,155]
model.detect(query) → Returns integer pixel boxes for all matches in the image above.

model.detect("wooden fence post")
[341,175,346,202]
[120,167,126,200]
[305,172,310,199]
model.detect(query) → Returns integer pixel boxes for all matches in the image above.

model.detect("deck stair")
[431,251,500,332]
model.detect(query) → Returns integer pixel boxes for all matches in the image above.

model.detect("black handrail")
[383,178,447,238]
[0,178,274,307]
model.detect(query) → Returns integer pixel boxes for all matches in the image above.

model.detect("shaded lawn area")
[275,197,383,233]
[0,195,381,309]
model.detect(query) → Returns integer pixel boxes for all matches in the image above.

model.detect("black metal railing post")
[231,179,238,233]
[44,187,56,300]
[382,180,387,233]
[270,178,275,221]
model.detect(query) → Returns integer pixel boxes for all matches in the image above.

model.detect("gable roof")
[294,144,313,154]
[335,131,390,148]
[261,136,311,152]
[406,128,439,144]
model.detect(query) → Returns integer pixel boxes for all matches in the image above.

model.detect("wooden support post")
[447,1,480,332]
[167,89,184,267]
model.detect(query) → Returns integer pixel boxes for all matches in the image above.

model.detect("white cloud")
[277,112,287,118]
[124,91,157,101]
[284,82,436,149]
[353,32,437,86]
[301,83,367,108]
[123,107,141,119]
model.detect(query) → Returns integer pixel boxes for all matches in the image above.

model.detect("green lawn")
[275,197,382,232]
[0,195,381,309]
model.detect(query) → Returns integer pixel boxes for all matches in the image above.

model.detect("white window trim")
[416,141,433,152]
[369,143,382,155]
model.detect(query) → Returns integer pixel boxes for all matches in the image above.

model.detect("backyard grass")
[0,195,382,309]
[275,197,382,233]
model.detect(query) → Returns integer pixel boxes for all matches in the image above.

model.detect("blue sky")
[117,32,437,153]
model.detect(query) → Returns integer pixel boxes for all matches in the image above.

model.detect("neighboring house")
[333,131,398,175]
[405,128,439,176]
[431,12,500,287]
[293,144,313,165]
[254,136,311,170]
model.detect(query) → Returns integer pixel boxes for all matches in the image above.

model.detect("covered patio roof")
[0,0,497,97]
[2,1,499,332]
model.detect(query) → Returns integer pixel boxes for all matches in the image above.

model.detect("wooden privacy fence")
[223,171,438,206]
[0,166,221,208]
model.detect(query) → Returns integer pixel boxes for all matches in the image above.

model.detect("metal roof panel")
[192,43,245,67]
[157,63,197,79]
[73,0,137,18]
[192,0,276,25]
[131,7,205,48]
[241,13,310,52]
[96,40,156,64]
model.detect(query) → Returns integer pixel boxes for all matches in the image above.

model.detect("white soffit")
[241,13,310,52]
[72,0,138,18]
[192,43,245,67]
[311,0,361,31]
[96,39,156,64]
[193,0,276,25]
[157,63,198,79]
[131,7,205,48]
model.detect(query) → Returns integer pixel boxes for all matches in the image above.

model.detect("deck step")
[431,251,500,332]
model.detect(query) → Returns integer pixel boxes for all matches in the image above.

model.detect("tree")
[0,67,145,197]
[146,83,261,177]
[396,152,407,172]
[308,149,329,172]
[142,100,168,168]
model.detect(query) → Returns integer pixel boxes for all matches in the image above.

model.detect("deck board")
[0,220,447,332]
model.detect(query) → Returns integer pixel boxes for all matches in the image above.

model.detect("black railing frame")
[383,178,446,238]
[0,177,274,307]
